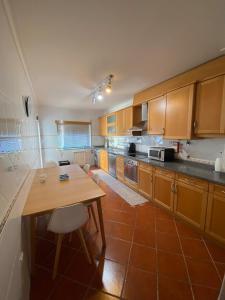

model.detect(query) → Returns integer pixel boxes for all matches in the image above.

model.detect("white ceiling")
[9,0,225,111]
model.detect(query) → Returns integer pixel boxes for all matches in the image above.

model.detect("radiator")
[74,150,92,166]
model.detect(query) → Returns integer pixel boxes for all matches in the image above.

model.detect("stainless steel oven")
[124,158,138,183]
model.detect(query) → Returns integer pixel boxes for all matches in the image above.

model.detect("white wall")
[0,1,39,299]
[38,105,104,165]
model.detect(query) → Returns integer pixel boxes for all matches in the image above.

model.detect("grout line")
[202,239,223,282]
[120,206,137,298]
[174,220,196,300]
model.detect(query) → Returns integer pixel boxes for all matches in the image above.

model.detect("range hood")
[128,103,148,135]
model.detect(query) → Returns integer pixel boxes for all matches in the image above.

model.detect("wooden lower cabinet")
[99,150,108,172]
[174,181,208,230]
[138,166,153,198]
[206,193,225,244]
[116,156,124,181]
[153,173,174,211]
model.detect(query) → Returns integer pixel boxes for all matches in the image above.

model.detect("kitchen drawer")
[176,173,208,191]
[154,167,175,179]
[139,161,152,172]
[209,184,225,197]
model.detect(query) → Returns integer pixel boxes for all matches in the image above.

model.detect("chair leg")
[52,233,64,280]
[78,228,92,264]
[90,204,99,232]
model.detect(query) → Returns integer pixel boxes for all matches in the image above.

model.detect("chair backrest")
[92,173,100,185]
[83,164,90,174]
[45,161,58,168]
[47,203,88,234]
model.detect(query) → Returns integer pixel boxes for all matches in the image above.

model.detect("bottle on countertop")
[215,152,223,172]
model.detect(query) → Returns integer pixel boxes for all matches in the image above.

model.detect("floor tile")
[63,231,82,250]
[192,285,219,300]
[122,266,157,300]
[49,278,87,300]
[105,221,133,241]
[215,262,225,279]
[35,238,55,267]
[105,237,131,265]
[156,218,177,235]
[155,207,173,220]
[133,227,155,248]
[103,209,135,226]
[180,238,211,261]
[157,232,181,254]
[91,259,126,297]
[158,275,192,300]
[30,266,59,300]
[176,221,202,239]
[64,251,97,285]
[85,289,119,299]
[157,250,188,281]
[44,246,77,275]
[205,239,225,263]
[135,214,155,230]
[186,257,221,289]
[130,244,156,272]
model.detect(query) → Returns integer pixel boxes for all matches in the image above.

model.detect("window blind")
[56,121,91,149]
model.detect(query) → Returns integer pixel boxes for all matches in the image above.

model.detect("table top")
[23,164,105,216]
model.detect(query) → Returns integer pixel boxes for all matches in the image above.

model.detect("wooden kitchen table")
[23,164,106,274]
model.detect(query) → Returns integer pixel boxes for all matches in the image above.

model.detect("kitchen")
[1,1,225,300]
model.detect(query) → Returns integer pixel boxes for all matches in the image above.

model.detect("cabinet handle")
[162,128,165,134]
[193,120,198,129]
[171,183,175,193]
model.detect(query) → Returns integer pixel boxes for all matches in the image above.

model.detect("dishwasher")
[108,152,117,177]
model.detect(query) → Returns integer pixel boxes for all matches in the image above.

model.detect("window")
[56,121,91,149]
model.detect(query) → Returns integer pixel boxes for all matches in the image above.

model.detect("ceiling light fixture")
[91,74,114,104]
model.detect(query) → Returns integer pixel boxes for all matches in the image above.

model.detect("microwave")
[148,147,175,161]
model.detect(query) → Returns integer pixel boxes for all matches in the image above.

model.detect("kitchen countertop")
[93,147,225,186]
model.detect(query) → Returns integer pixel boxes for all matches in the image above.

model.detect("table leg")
[30,215,37,275]
[96,197,106,249]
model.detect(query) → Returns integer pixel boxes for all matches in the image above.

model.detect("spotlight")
[105,85,112,94]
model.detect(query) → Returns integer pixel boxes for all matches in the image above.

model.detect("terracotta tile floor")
[31,180,225,300]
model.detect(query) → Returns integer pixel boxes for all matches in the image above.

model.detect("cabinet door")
[174,181,207,230]
[99,116,107,136]
[194,75,225,135]
[206,193,225,244]
[100,150,108,172]
[138,168,152,198]
[124,107,133,133]
[148,96,166,135]
[165,84,195,139]
[153,174,174,211]
[116,110,125,136]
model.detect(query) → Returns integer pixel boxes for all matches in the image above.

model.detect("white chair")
[82,164,99,232]
[45,161,58,168]
[47,203,92,279]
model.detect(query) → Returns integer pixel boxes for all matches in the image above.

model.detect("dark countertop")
[93,147,225,186]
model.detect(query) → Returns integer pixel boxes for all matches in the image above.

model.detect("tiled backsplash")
[107,135,225,165]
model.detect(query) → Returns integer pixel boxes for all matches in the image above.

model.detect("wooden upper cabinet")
[99,116,107,136]
[107,113,117,136]
[164,84,195,139]
[116,107,133,136]
[148,96,166,135]
[124,107,133,133]
[116,110,124,136]
[194,75,225,136]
